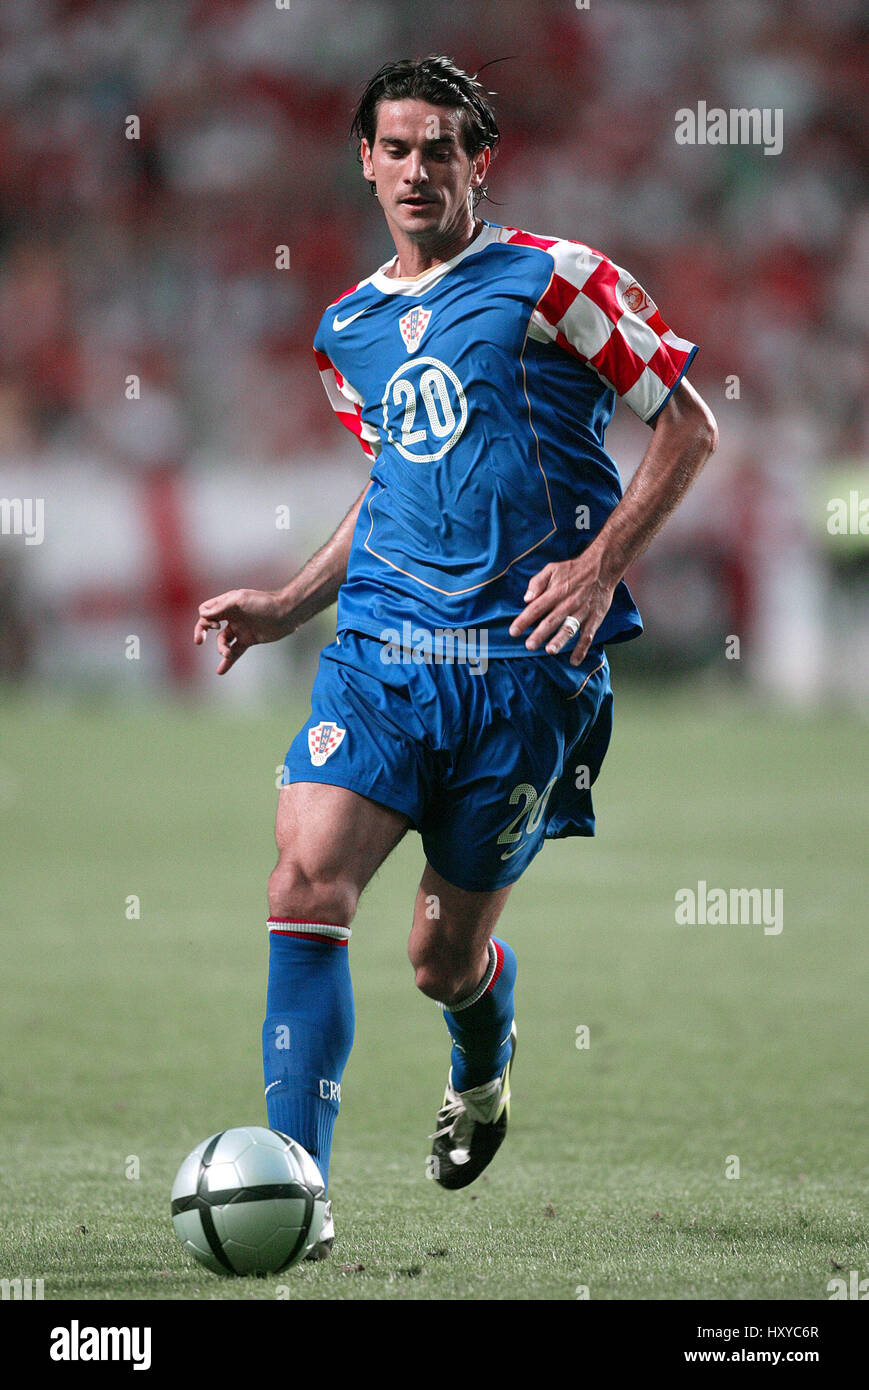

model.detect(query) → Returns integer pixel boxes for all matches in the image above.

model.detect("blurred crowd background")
[0,0,867,702]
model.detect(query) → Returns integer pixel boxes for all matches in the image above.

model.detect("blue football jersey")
[313,221,698,656]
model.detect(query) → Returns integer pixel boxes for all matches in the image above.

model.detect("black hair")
[350,55,501,206]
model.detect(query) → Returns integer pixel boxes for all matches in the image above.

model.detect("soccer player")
[194,56,718,1259]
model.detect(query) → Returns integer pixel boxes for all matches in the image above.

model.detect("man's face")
[360,99,489,243]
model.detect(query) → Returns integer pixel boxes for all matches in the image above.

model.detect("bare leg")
[411,865,518,1190]
[263,781,410,1200]
[408,861,512,1006]
[269,781,410,922]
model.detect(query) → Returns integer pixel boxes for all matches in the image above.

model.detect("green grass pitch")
[1,683,866,1301]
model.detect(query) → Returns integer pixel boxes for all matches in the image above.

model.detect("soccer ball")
[170,1126,326,1275]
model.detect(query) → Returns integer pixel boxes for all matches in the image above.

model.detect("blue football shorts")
[283,630,613,892]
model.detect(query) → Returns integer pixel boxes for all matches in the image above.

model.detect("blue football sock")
[442,937,517,1092]
[262,920,355,1192]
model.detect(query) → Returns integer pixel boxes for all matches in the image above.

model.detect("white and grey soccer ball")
[171,1127,326,1275]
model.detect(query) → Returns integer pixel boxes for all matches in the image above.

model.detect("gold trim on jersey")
[564,659,606,700]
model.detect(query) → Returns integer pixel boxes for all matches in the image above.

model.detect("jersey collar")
[369,221,502,296]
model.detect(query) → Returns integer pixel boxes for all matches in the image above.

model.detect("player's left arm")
[509,377,718,665]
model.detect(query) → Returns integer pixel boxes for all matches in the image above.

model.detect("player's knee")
[268,857,358,927]
[411,947,475,1007]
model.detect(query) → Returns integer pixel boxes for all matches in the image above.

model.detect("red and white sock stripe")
[268,917,351,946]
[442,938,504,1012]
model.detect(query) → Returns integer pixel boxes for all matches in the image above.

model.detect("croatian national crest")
[399,305,431,353]
[621,281,651,315]
[308,721,346,766]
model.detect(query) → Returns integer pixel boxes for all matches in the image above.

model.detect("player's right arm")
[193,483,370,675]
[195,312,380,675]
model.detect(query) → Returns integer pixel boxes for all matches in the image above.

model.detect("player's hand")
[509,554,615,666]
[193,589,296,675]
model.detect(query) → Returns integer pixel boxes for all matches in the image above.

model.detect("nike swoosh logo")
[332,305,371,331]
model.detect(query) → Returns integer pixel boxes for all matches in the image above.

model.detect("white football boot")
[304,1199,334,1261]
[429,1023,516,1189]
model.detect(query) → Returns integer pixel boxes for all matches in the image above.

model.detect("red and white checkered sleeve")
[313,348,381,460]
[527,236,698,423]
